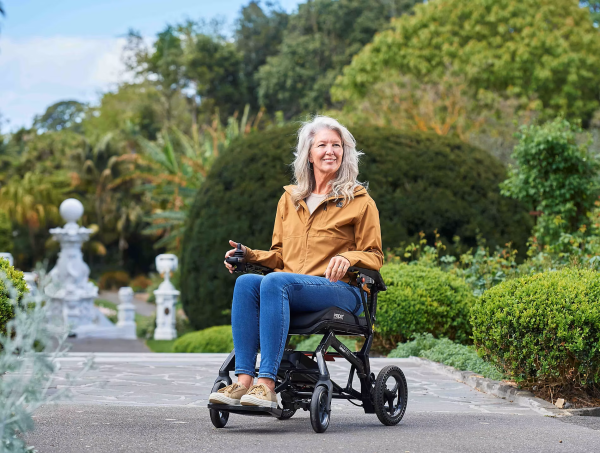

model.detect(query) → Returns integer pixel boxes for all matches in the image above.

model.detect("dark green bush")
[377,264,476,345]
[172,325,234,353]
[181,125,531,329]
[0,257,28,334]
[0,210,12,253]
[472,268,600,388]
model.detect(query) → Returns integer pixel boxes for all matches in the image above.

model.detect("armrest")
[347,266,387,292]
[225,256,274,275]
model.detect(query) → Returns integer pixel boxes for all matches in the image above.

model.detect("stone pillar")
[0,252,14,266]
[153,254,179,340]
[45,199,100,336]
[117,287,137,339]
[22,272,38,296]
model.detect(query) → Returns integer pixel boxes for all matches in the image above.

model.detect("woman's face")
[309,129,343,176]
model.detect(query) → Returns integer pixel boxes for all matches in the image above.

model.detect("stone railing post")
[153,254,179,340]
[117,287,137,339]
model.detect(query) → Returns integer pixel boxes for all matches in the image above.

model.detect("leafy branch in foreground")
[0,269,92,452]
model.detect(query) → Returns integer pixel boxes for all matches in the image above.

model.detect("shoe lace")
[219,383,243,394]
[248,384,268,396]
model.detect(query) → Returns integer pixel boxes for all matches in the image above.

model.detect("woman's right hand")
[224,240,247,274]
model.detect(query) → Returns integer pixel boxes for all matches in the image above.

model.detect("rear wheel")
[310,385,330,433]
[373,365,408,426]
[209,382,230,428]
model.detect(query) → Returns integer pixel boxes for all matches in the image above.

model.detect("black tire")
[373,365,408,426]
[310,386,331,433]
[209,382,230,428]
[277,409,296,420]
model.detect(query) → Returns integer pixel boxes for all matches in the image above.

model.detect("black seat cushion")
[289,307,367,335]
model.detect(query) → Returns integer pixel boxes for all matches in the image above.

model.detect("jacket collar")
[283,184,367,202]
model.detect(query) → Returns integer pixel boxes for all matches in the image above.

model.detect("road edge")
[410,357,600,418]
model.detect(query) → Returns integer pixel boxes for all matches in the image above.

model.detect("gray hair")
[290,116,366,209]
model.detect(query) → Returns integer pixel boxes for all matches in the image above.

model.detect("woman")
[209,116,383,408]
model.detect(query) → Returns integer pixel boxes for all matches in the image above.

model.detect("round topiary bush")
[181,125,531,329]
[376,263,476,348]
[0,257,29,334]
[471,268,600,388]
[172,325,234,353]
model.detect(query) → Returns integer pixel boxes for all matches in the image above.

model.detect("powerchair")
[207,243,408,433]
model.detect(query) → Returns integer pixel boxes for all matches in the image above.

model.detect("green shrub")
[181,126,531,329]
[98,271,130,290]
[389,334,505,381]
[173,325,234,353]
[295,335,357,352]
[471,268,600,388]
[377,263,476,345]
[0,257,28,334]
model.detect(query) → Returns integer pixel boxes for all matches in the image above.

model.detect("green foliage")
[471,268,600,387]
[181,125,531,329]
[32,100,87,133]
[501,118,599,247]
[146,339,177,353]
[173,325,234,353]
[377,264,476,344]
[388,334,505,381]
[98,271,130,290]
[294,335,357,352]
[333,0,600,123]
[257,0,420,117]
[0,257,28,334]
[0,209,12,253]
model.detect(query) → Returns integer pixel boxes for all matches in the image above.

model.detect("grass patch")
[146,339,177,353]
[388,333,506,381]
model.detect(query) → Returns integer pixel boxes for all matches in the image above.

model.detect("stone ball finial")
[60,198,84,223]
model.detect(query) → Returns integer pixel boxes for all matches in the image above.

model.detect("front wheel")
[310,386,331,433]
[209,382,230,428]
[277,409,296,420]
[373,365,408,426]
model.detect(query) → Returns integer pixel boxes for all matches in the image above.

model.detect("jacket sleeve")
[244,197,284,270]
[337,199,384,271]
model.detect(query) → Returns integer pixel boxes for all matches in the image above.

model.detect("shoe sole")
[240,395,278,408]
[209,393,242,406]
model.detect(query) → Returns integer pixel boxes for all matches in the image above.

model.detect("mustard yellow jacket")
[245,185,384,286]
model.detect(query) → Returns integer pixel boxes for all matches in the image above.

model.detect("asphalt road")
[25,354,600,452]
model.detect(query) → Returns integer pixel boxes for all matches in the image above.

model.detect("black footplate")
[207,403,283,418]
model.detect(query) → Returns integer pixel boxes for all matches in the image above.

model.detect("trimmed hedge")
[181,125,531,329]
[471,268,600,388]
[172,325,234,353]
[377,264,476,345]
[388,334,505,381]
[0,257,28,334]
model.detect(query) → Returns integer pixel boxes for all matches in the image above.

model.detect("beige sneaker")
[240,384,278,408]
[209,383,248,406]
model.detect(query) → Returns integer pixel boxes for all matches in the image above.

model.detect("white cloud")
[0,36,130,131]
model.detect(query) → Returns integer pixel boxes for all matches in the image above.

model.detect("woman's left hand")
[325,256,351,283]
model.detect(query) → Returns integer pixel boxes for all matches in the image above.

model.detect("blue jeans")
[231,272,364,381]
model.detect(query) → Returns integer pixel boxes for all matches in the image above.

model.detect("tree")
[32,100,87,133]
[235,1,289,109]
[256,0,421,117]
[500,119,600,246]
[581,1,600,25]
[333,0,600,124]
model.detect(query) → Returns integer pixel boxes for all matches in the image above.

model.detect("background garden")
[1,0,600,408]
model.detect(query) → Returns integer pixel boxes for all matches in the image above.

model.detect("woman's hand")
[224,240,247,274]
[325,255,351,283]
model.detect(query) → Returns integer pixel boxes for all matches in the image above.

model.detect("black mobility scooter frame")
[208,244,408,433]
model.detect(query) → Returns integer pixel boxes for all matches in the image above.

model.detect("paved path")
[97,290,156,317]
[27,354,600,452]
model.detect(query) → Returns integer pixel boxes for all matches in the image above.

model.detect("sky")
[0,0,304,131]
